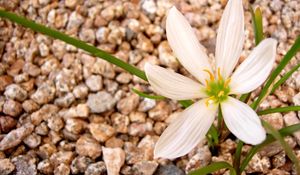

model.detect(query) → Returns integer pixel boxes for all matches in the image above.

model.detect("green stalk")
[0,9,147,81]
[258,106,300,115]
[240,123,300,172]
[262,121,300,173]
[270,63,300,94]
[250,7,264,45]
[251,36,300,110]
[189,161,236,175]
[233,141,243,174]
[132,88,165,100]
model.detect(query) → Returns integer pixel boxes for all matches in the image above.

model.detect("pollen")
[203,69,214,81]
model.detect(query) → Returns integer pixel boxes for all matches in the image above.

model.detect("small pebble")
[102,147,125,175]
[76,135,102,159]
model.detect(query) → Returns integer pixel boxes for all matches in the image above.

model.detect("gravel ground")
[0,0,299,174]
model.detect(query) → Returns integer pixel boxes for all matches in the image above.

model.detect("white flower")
[144,0,277,159]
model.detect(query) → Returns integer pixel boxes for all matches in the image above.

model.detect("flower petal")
[166,7,212,85]
[215,0,244,78]
[221,97,266,145]
[154,99,217,159]
[145,63,207,100]
[229,38,277,94]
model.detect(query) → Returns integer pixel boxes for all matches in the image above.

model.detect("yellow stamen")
[217,67,222,80]
[205,79,210,88]
[205,96,215,106]
[203,69,214,81]
[218,91,224,97]
[224,78,231,87]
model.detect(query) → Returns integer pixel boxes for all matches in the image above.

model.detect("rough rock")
[50,151,74,168]
[0,123,34,151]
[102,147,125,175]
[85,161,106,175]
[0,158,15,175]
[89,123,115,142]
[76,135,102,159]
[85,75,103,92]
[155,164,185,175]
[132,161,158,175]
[87,91,116,113]
[54,163,70,175]
[71,156,94,174]
[31,81,56,105]
[12,155,37,175]
[37,159,54,175]
[4,84,28,101]
[3,99,22,117]
[117,94,139,115]
[283,112,300,146]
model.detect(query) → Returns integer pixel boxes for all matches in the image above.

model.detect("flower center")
[203,68,231,106]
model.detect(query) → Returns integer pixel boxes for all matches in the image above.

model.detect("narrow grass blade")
[250,7,264,45]
[240,123,300,172]
[0,9,147,81]
[132,88,165,100]
[252,36,300,110]
[179,100,193,108]
[233,140,243,175]
[262,121,300,173]
[258,106,300,115]
[189,162,236,175]
[271,63,300,94]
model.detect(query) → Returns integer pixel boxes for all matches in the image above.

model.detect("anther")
[205,97,215,106]
[203,69,214,81]
[217,67,222,80]
[218,91,224,97]
[205,79,210,88]
[224,78,231,87]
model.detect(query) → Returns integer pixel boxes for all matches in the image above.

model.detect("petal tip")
[251,131,266,145]
[144,62,153,72]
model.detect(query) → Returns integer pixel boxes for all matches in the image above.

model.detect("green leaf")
[271,63,300,94]
[262,121,300,173]
[132,88,165,100]
[189,162,236,175]
[250,7,264,45]
[179,100,193,108]
[233,141,243,175]
[240,123,300,172]
[0,9,147,81]
[208,125,219,146]
[258,106,300,115]
[251,36,300,110]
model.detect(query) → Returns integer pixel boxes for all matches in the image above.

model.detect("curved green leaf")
[258,106,300,115]
[240,123,300,172]
[189,162,236,175]
[132,88,165,100]
[262,121,300,173]
[271,63,300,94]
